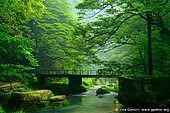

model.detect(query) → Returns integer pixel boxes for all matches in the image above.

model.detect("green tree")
[0,32,38,82]
[0,0,44,36]
[0,0,44,82]
[30,0,95,72]
[77,0,170,76]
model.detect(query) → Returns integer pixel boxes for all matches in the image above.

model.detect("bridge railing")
[36,70,115,76]
[37,70,98,75]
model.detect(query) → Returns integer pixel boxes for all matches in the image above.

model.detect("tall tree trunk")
[138,49,147,75]
[146,12,153,76]
[159,18,165,74]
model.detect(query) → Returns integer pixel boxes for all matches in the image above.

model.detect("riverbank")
[0,82,69,113]
[0,78,94,112]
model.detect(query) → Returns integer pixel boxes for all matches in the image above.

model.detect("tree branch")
[82,5,109,19]
[103,14,136,44]
[161,10,170,17]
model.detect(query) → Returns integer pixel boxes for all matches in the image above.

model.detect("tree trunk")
[146,12,153,76]
[138,49,147,75]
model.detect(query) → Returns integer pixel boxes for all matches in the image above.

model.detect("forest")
[0,0,170,113]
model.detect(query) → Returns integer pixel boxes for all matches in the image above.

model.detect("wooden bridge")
[36,70,116,88]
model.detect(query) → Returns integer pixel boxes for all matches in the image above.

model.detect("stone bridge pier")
[68,76,82,88]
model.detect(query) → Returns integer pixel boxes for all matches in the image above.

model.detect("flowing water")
[31,85,119,113]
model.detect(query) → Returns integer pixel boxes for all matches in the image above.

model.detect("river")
[30,85,119,113]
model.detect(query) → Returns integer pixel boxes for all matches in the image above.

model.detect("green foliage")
[0,32,38,82]
[100,84,119,93]
[57,78,69,84]
[0,32,37,65]
[0,105,5,113]
[77,0,170,76]
[113,83,119,93]
[12,107,25,113]
[0,0,43,82]
[82,78,93,89]
[55,99,69,109]
[97,61,132,76]
[0,64,34,81]
[61,99,69,107]
[30,0,94,72]
[0,0,44,36]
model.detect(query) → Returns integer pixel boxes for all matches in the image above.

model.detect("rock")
[0,82,22,93]
[49,95,69,108]
[0,82,34,93]
[118,76,170,108]
[96,87,110,95]
[9,90,53,110]
[50,95,66,102]
[50,95,66,106]
[0,82,21,88]
[11,90,53,102]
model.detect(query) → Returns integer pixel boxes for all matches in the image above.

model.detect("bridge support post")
[68,76,82,89]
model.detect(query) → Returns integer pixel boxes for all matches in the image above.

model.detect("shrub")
[0,105,5,113]
[82,78,93,89]
[113,83,119,93]
[44,82,70,95]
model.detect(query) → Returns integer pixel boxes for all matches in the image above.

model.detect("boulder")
[9,90,53,110]
[0,82,22,93]
[11,90,53,102]
[96,87,110,95]
[50,95,66,102]
[49,95,69,108]
[118,76,170,108]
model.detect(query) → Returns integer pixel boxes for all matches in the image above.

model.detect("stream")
[31,85,119,113]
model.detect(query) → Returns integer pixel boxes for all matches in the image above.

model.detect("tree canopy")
[1,0,170,83]
[0,0,44,82]
[30,0,95,71]
[77,0,170,76]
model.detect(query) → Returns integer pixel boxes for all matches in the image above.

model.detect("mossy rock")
[9,90,53,110]
[11,90,53,102]
[96,87,110,95]
[50,95,66,102]
[49,95,69,109]
[118,76,170,108]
